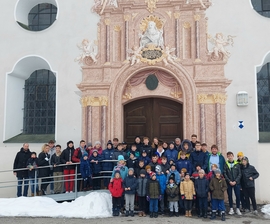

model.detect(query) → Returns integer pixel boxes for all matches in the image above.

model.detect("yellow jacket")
[180,179,195,200]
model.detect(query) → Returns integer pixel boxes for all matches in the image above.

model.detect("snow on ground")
[262,204,270,219]
[0,191,112,219]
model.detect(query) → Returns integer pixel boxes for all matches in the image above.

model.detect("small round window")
[251,0,270,18]
[16,1,58,31]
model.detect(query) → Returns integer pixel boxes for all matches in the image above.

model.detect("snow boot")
[169,211,173,217]
[210,211,216,220]
[125,210,129,217]
[138,212,142,217]
[175,212,180,217]
[130,211,134,217]
[150,212,154,218]
[154,212,158,218]
[185,211,189,217]
[221,212,225,221]
[142,212,146,217]
[188,210,192,217]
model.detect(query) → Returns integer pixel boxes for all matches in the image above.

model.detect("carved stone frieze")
[81,96,108,107]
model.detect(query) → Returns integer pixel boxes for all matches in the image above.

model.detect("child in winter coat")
[195,169,209,218]
[127,144,140,158]
[111,155,128,180]
[139,149,151,166]
[109,170,124,216]
[80,151,92,191]
[146,172,161,218]
[135,160,145,177]
[155,165,166,215]
[180,173,196,217]
[160,156,170,175]
[136,169,148,217]
[176,152,192,174]
[89,149,102,190]
[209,169,227,221]
[51,145,63,194]
[166,174,179,217]
[206,163,218,180]
[167,163,180,185]
[126,152,138,170]
[27,152,39,196]
[123,168,137,217]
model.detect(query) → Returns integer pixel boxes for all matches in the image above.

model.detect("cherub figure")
[186,0,206,8]
[75,39,98,64]
[127,46,142,66]
[163,46,178,66]
[92,0,118,15]
[209,33,235,59]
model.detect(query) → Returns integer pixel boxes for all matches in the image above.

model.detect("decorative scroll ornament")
[208,33,236,61]
[145,0,159,13]
[75,39,98,65]
[81,96,108,107]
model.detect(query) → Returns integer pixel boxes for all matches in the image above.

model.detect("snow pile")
[0,191,112,218]
[262,204,270,219]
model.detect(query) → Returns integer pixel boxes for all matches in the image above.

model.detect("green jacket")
[146,179,160,199]
[209,177,227,200]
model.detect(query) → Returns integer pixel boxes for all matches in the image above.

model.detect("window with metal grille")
[257,63,270,141]
[252,0,270,18]
[28,3,57,31]
[23,69,56,134]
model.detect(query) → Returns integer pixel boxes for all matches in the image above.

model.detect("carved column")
[99,96,108,149]
[124,15,130,59]
[194,15,201,61]
[87,106,92,144]
[174,12,180,57]
[197,94,207,143]
[105,19,110,63]
[81,97,88,141]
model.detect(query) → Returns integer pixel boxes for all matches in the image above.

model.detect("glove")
[193,195,196,200]
[159,195,162,201]
[181,195,185,200]
[146,196,150,201]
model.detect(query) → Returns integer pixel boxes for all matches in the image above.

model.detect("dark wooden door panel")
[124,98,182,144]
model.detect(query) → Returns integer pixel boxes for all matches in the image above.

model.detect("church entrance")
[124,98,183,144]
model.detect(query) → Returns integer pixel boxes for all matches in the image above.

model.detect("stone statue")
[186,0,206,8]
[127,46,142,66]
[163,46,178,66]
[209,33,235,59]
[75,39,98,64]
[139,21,164,48]
[92,0,118,15]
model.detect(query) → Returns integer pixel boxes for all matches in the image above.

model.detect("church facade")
[0,0,270,202]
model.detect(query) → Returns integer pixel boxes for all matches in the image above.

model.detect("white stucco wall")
[0,0,269,202]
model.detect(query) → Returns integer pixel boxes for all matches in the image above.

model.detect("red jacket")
[108,178,124,197]
[89,147,103,157]
[72,148,90,163]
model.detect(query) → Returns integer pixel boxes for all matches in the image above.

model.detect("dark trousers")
[243,187,257,211]
[149,199,158,212]
[17,177,29,197]
[240,189,246,209]
[198,197,208,211]
[103,174,110,188]
[227,184,240,208]
[83,177,92,189]
[138,196,147,212]
[41,176,50,192]
[92,173,101,190]
[212,199,225,212]
[112,197,122,210]
[184,199,193,211]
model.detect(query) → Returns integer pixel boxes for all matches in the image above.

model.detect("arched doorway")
[124,97,183,144]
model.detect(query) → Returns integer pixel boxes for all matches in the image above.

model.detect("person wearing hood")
[189,142,208,173]
[13,143,31,197]
[178,139,193,159]
[123,168,138,217]
[60,140,75,193]
[164,141,178,163]
[72,140,88,191]
[241,156,259,215]
[102,140,115,188]
[89,149,102,190]
[80,151,92,191]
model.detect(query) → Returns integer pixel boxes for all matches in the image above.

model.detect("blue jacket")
[189,150,208,172]
[167,169,181,185]
[111,165,128,180]
[195,176,209,198]
[164,148,178,162]
[101,148,115,171]
[80,158,92,179]
[176,158,192,174]
[89,154,102,174]
[156,173,167,194]
[138,155,151,166]
[208,152,226,174]
[123,175,137,194]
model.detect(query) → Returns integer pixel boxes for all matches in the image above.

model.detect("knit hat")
[107,140,113,147]
[87,142,92,147]
[169,173,175,181]
[67,140,74,146]
[196,163,202,169]
[118,155,125,161]
[145,165,151,171]
[215,168,221,174]
[129,151,135,156]
[155,165,162,173]
[242,156,249,163]
[31,152,37,156]
[140,169,146,175]
[198,169,205,174]
[122,141,127,145]
[149,172,156,178]
[154,151,160,157]
[114,170,121,176]
[170,163,176,168]
[141,149,147,154]
[169,141,175,146]
[237,152,244,157]
[92,149,98,154]
[95,141,101,145]
[82,151,88,157]
[128,168,134,173]
[185,172,190,177]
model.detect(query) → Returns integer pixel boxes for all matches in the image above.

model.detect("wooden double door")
[124,98,183,144]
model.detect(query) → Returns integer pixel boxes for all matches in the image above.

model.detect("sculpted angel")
[75,39,98,64]
[92,0,118,15]
[163,46,178,66]
[139,21,164,48]
[127,46,142,66]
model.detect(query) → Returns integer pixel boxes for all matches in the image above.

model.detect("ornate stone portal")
[77,0,232,154]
